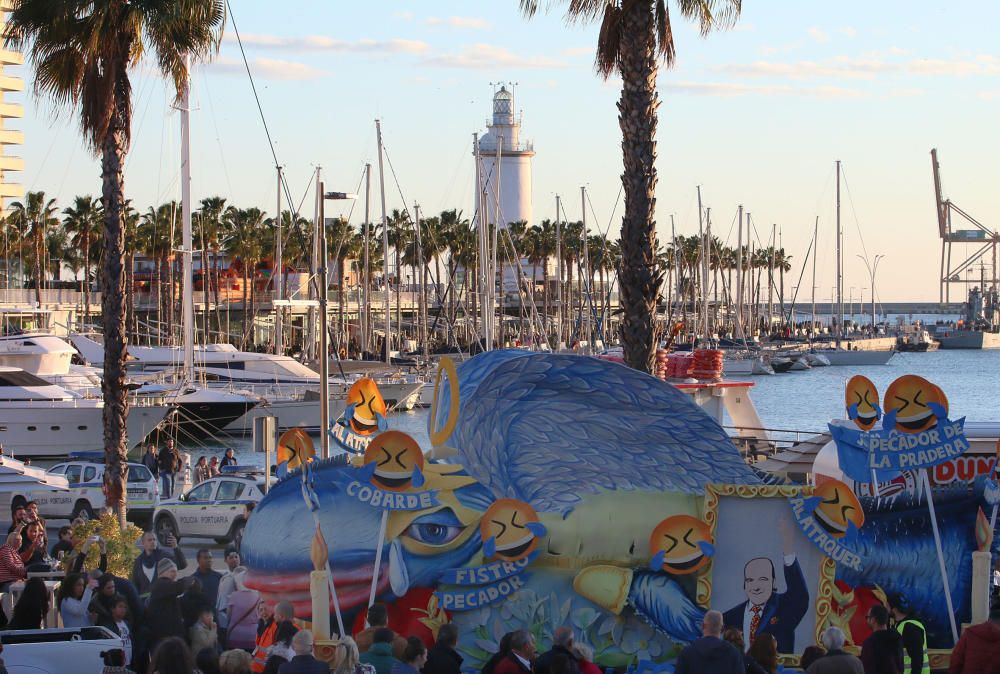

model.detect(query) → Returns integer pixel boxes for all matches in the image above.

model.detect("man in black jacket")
[535,627,579,674]
[423,623,463,674]
[860,605,904,674]
[146,559,188,648]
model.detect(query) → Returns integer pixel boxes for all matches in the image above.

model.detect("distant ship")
[935,286,1000,349]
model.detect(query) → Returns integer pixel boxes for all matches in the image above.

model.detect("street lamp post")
[319,186,358,459]
[857,254,885,330]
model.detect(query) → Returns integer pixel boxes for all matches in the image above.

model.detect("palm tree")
[534,220,558,341]
[198,196,227,339]
[5,0,223,524]
[521,0,740,370]
[386,209,411,345]
[224,207,267,347]
[325,216,356,352]
[140,202,179,333]
[123,200,139,338]
[9,191,58,304]
[63,196,102,323]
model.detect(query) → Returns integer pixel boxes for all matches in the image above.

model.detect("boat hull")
[936,330,1000,350]
[171,400,258,440]
[817,349,896,366]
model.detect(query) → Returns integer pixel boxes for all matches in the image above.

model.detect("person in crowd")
[423,623,463,674]
[569,643,601,674]
[7,504,28,533]
[68,533,108,575]
[131,530,187,599]
[90,573,120,625]
[947,604,1000,674]
[194,456,210,484]
[98,647,133,674]
[220,648,255,674]
[216,548,242,632]
[722,629,766,674]
[747,633,779,674]
[223,571,260,650]
[391,636,427,674]
[277,629,328,674]
[191,607,220,658]
[19,519,47,568]
[58,571,96,628]
[360,627,402,674]
[355,603,406,658]
[98,595,133,667]
[807,627,864,674]
[492,629,537,674]
[181,577,214,630]
[209,456,221,478]
[888,594,928,674]
[7,576,49,629]
[334,637,375,674]
[674,610,743,674]
[158,439,180,498]
[252,601,277,674]
[262,601,299,673]
[25,501,41,524]
[0,530,26,589]
[861,605,904,674]
[50,525,74,561]
[142,444,159,480]
[481,633,513,674]
[149,636,195,674]
[800,646,827,671]
[193,548,223,610]
[146,558,187,647]
[198,648,223,674]
[220,448,238,469]
[547,654,574,674]
[535,626,578,674]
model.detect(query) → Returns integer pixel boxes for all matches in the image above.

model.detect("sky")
[9,0,1000,302]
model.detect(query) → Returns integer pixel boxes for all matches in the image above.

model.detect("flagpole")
[921,469,959,643]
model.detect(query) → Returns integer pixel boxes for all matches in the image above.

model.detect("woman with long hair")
[333,636,375,674]
[8,577,49,629]
[391,637,427,674]
[149,636,195,674]
[747,633,779,674]
[57,571,95,628]
[194,456,209,485]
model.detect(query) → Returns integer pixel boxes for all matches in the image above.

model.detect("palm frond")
[595,2,622,79]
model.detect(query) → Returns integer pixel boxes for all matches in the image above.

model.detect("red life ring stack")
[665,353,694,379]
[655,348,669,380]
[691,349,724,381]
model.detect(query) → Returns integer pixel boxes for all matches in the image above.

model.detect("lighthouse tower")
[476,85,534,231]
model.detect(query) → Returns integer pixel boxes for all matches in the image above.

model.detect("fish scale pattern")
[436,350,760,515]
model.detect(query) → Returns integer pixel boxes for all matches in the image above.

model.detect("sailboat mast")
[180,55,194,382]
[376,120,391,365]
[317,179,330,459]
[836,160,843,346]
[414,203,428,361]
[696,186,706,342]
[555,195,563,350]
[274,165,283,356]
[362,164,371,355]
[306,168,320,362]
[736,205,744,340]
[492,136,502,350]
[811,216,818,335]
[580,185,590,352]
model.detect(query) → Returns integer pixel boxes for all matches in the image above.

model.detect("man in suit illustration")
[723,522,809,653]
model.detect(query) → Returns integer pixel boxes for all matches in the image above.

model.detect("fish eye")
[403,522,463,546]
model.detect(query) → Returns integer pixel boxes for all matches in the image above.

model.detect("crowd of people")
[141,442,240,497]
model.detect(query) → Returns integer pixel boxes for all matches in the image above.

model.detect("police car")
[151,466,265,546]
[12,452,158,522]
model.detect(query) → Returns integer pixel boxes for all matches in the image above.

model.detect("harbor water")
[203,349,998,467]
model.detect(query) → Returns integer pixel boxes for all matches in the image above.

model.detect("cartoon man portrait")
[722,522,809,653]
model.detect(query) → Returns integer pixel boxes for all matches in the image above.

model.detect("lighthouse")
[475,85,534,230]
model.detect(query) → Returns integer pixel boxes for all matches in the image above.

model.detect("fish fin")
[847,403,859,421]
[628,570,705,643]
[389,539,410,597]
[525,521,547,537]
[483,536,496,558]
[649,550,666,572]
[411,465,425,489]
[697,541,715,558]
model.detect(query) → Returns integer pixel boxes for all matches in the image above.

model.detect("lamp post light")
[857,254,885,330]
[319,187,358,459]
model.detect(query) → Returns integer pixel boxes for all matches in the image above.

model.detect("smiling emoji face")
[845,375,880,431]
[363,431,424,491]
[347,378,387,436]
[648,515,714,575]
[277,428,315,469]
[480,499,544,562]
[812,479,864,538]
[884,375,948,433]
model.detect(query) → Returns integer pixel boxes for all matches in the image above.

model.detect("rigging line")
[124,71,156,173]
[199,68,235,198]
[838,166,871,263]
[224,0,296,211]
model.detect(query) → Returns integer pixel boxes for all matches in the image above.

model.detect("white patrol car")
[12,452,158,522]
[151,466,265,546]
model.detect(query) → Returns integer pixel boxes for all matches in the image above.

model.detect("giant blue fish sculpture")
[241,351,761,664]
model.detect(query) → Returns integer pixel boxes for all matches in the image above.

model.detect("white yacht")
[0,367,171,458]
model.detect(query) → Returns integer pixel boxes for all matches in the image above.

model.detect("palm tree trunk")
[125,250,134,341]
[201,231,210,343]
[616,0,661,372]
[83,226,90,324]
[542,258,550,344]
[33,228,42,305]
[212,246,222,341]
[338,258,346,354]
[241,264,248,347]
[99,106,129,528]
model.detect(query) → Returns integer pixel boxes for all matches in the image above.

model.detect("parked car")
[151,466,266,546]
[1,625,125,673]
[12,452,157,522]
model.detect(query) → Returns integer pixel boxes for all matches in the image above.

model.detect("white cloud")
[561,46,594,58]
[391,11,414,21]
[838,27,858,38]
[719,57,896,80]
[425,16,490,30]
[807,27,830,43]
[887,88,925,98]
[209,56,327,81]
[665,80,864,99]
[908,58,998,75]
[978,90,1000,100]
[422,44,565,70]
[223,33,430,55]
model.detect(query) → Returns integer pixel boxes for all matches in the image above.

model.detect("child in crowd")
[190,607,219,656]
